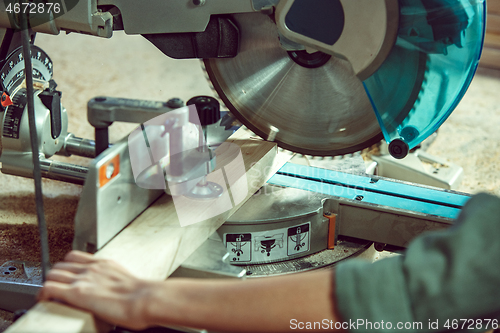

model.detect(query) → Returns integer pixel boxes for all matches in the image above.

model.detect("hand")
[38,250,156,330]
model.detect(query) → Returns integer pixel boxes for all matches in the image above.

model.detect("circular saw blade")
[204,13,383,156]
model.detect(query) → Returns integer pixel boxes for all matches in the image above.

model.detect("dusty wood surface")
[487,14,500,35]
[489,0,500,16]
[480,46,500,69]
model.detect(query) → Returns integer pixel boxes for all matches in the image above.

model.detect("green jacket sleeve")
[335,193,500,332]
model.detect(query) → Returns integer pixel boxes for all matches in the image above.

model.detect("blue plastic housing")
[363,0,486,150]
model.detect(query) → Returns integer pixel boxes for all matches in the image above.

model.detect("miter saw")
[0,0,486,319]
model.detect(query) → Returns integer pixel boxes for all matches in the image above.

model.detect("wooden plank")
[487,14,500,35]
[3,303,105,333]
[488,1,500,16]
[6,128,292,333]
[484,32,500,48]
[480,46,500,69]
[94,131,288,280]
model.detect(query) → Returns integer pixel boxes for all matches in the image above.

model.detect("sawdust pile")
[0,194,78,263]
[0,309,13,332]
[0,222,74,263]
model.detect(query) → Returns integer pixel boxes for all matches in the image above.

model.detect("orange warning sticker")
[99,154,120,187]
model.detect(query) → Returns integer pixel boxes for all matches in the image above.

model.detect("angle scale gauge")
[0,45,67,160]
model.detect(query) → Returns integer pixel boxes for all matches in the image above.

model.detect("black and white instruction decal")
[224,222,311,263]
[225,233,252,262]
[287,223,310,256]
[254,233,285,260]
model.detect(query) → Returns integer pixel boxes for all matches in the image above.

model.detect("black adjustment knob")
[389,139,409,159]
[187,96,220,126]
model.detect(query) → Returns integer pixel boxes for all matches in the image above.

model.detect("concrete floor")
[1,31,500,329]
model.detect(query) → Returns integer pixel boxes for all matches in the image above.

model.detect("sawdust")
[361,143,381,160]
[0,194,77,263]
[0,309,13,333]
[0,222,74,263]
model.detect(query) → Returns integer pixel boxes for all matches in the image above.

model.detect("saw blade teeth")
[200,60,230,112]
[203,13,385,157]
[201,54,370,160]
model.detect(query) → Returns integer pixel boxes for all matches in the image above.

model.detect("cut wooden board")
[489,0,500,16]
[484,31,500,48]
[481,16,500,70]
[487,14,500,35]
[94,131,288,280]
[6,128,292,333]
[480,4,500,70]
[4,303,105,333]
[480,46,500,69]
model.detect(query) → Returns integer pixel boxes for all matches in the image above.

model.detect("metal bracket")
[73,135,164,252]
[0,261,42,312]
[371,149,464,190]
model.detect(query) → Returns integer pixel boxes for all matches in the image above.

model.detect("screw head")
[106,163,115,179]
[166,98,184,109]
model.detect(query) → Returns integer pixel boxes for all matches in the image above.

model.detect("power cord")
[19,7,50,282]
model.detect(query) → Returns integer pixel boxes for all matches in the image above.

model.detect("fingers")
[37,251,102,307]
[52,262,89,275]
[46,269,77,284]
[37,281,73,303]
[47,251,97,281]
[64,250,95,264]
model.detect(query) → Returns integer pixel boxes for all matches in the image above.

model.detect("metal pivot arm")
[87,96,182,156]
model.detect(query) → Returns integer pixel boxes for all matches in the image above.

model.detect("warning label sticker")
[254,233,285,261]
[224,222,311,263]
[225,233,252,262]
[287,223,310,256]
